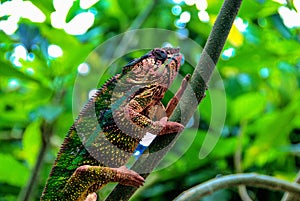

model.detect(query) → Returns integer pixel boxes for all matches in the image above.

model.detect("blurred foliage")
[0,0,300,200]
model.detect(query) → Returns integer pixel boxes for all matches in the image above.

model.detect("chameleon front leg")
[124,101,184,136]
[62,165,144,201]
[146,74,191,124]
[124,75,191,136]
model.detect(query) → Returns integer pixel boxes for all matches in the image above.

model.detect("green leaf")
[230,92,266,123]
[239,0,280,19]
[244,102,296,168]
[22,119,42,167]
[0,153,29,187]
[0,60,40,84]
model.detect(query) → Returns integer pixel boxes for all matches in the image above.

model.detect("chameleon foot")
[112,166,145,187]
[61,165,144,201]
[154,117,185,135]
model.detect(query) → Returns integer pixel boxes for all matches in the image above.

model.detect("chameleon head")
[146,47,182,87]
[123,47,182,87]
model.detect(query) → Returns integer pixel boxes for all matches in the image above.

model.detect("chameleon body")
[41,47,189,201]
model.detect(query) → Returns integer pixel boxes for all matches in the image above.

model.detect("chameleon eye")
[153,49,167,61]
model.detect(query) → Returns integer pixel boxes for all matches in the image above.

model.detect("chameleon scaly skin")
[40,47,187,201]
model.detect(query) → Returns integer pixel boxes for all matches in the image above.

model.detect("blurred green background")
[1,0,300,200]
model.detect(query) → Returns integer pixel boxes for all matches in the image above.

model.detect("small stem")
[19,90,64,201]
[234,121,253,201]
[234,122,246,174]
[281,171,300,201]
[18,121,52,201]
[174,173,300,201]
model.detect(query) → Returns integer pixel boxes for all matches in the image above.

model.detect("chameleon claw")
[181,74,191,89]
[185,73,191,81]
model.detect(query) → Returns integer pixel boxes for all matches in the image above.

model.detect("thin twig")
[18,121,52,201]
[234,121,253,201]
[281,171,300,201]
[19,90,65,201]
[174,173,300,201]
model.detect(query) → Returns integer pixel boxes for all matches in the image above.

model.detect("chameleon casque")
[41,47,190,201]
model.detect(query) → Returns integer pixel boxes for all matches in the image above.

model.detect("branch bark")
[106,0,243,200]
[174,173,300,201]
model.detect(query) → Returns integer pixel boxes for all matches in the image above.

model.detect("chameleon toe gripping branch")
[40,47,190,201]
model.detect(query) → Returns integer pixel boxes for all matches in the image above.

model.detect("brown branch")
[106,0,243,200]
[174,173,300,201]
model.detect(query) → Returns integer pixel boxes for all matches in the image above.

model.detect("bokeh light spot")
[77,63,90,76]
[88,89,97,99]
[172,5,182,16]
[8,79,20,90]
[48,44,63,58]
[198,10,209,22]
[179,11,191,23]
[260,67,270,78]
